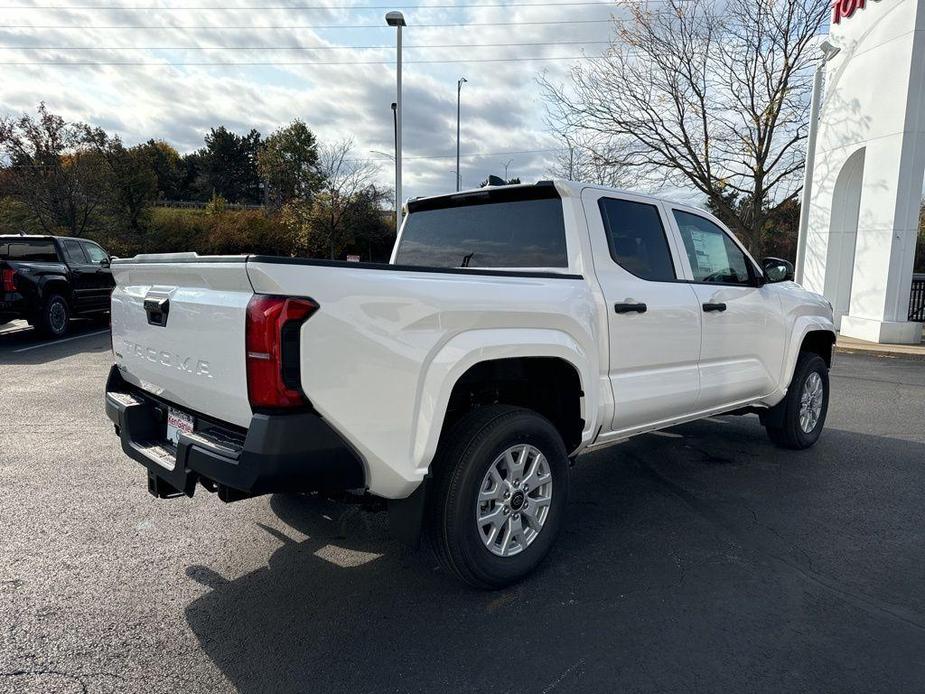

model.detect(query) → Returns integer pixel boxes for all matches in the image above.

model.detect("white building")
[798,0,924,343]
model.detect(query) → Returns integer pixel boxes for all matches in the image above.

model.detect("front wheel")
[426,405,569,589]
[765,352,830,449]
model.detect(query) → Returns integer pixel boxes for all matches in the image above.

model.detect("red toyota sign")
[833,0,878,23]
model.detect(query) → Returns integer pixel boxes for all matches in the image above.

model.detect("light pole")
[795,39,841,284]
[386,11,406,231]
[456,77,467,191]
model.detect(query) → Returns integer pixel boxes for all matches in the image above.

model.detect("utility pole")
[386,11,406,231]
[456,77,467,191]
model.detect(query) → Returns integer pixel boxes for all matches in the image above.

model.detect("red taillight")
[1,268,16,293]
[245,295,318,409]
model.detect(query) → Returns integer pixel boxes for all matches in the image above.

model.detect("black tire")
[765,352,829,449]
[36,294,70,338]
[426,405,569,589]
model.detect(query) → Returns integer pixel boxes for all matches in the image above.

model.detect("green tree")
[99,140,158,233]
[139,139,183,200]
[199,126,262,204]
[259,120,323,208]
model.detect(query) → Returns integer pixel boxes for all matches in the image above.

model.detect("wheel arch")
[411,328,597,477]
[781,320,835,390]
[38,274,72,303]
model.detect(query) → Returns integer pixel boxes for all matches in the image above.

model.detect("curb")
[835,343,925,361]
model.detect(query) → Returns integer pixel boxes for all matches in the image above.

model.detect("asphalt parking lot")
[1,319,924,694]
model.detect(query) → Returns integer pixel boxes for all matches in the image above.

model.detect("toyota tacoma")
[105,181,835,588]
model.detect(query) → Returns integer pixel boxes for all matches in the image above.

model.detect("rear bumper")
[0,293,30,321]
[105,365,366,500]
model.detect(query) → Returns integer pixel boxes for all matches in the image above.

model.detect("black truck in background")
[0,235,115,338]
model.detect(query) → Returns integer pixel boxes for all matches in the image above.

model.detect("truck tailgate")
[110,256,254,428]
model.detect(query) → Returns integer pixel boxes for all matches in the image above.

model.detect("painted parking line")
[12,329,110,353]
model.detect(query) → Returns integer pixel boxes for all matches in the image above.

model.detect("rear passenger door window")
[61,239,88,265]
[598,198,676,281]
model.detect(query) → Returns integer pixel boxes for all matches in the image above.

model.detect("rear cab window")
[394,185,568,269]
[0,238,60,262]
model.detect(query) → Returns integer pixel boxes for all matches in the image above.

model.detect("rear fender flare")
[37,275,71,304]
[411,328,596,476]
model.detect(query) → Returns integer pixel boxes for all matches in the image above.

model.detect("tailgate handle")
[143,296,170,327]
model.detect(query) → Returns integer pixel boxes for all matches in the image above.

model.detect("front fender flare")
[410,328,597,477]
[781,317,835,388]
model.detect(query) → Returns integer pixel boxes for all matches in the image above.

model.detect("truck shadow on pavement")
[0,319,110,365]
[183,417,925,693]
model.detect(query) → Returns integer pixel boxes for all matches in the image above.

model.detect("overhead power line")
[0,40,611,50]
[0,1,622,8]
[0,54,599,65]
[0,18,614,29]
[368,147,566,162]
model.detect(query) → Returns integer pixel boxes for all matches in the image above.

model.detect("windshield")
[0,238,59,262]
[394,187,568,269]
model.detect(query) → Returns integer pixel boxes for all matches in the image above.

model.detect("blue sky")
[0,1,620,199]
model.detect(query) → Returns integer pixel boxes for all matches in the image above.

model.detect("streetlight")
[386,11,406,232]
[795,38,841,284]
[456,76,467,191]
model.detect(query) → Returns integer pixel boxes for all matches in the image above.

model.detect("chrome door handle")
[614,302,647,314]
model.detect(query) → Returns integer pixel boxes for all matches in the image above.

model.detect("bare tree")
[541,0,830,255]
[546,130,639,189]
[282,139,386,259]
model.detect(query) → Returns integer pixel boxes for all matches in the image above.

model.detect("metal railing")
[910,274,925,322]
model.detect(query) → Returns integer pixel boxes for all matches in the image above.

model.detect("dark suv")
[0,235,115,338]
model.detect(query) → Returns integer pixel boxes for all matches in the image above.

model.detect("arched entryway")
[823,147,865,328]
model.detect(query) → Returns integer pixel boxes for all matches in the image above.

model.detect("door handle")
[614,302,647,314]
[702,302,727,312]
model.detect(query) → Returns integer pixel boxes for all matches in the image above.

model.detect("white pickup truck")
[105,180,835,588]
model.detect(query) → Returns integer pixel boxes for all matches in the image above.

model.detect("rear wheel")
[37,294,70,338]
[765,352,829,449]
[426,405,569,589]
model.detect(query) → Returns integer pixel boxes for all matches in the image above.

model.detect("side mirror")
[762,257,793,283]
[100,258,111,268]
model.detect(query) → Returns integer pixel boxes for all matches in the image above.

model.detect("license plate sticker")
[166,408,194,446]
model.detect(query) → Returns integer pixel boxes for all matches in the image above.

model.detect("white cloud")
[0,0,621,199]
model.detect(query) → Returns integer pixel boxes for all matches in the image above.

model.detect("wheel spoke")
[478,467,504,502]
[529,494,551,510]
[522,452,550,489]
[507,515,525,550]
[479,505,506,530]
[506,445,527,480]
[521,502,541,527]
